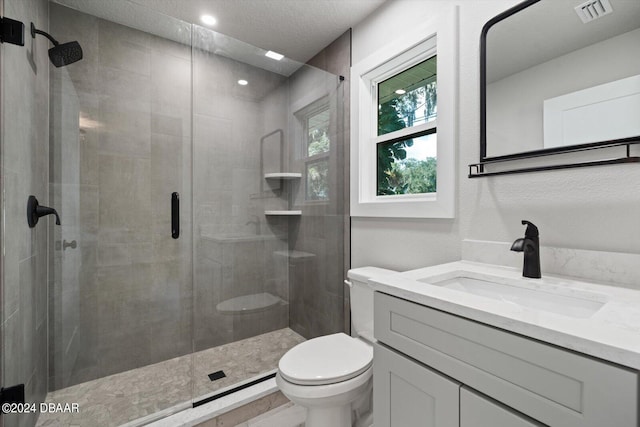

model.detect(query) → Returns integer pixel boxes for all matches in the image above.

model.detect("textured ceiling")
[53,0,386,64]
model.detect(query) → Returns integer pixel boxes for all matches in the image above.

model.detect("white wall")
[351,0,640,272]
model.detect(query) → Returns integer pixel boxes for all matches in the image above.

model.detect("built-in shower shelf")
[264,173,302,180]
[273,250,316,260]
[264,210,302,216]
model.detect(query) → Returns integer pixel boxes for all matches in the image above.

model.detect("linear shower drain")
[207,370,226,382]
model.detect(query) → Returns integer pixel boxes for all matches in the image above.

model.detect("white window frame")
[350,6,458,218]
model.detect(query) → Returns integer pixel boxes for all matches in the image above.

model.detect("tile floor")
[36,328,304,427]
[234,402,306,427]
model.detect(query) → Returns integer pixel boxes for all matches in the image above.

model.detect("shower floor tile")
[35,328,304,427]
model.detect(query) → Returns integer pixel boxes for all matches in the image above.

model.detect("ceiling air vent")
[574,0,613,23]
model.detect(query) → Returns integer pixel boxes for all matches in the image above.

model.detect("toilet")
[276,267,397,427]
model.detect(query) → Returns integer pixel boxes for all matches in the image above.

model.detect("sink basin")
[423,275,606,319]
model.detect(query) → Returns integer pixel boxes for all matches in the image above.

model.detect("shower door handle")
[171,192,179,239]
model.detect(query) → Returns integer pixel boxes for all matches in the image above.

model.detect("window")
[350,7,457,218]
[306,159,328,200]
[377,132,437,195]
[378,56,437,136]
[377,56,437,196]
[299,99,330,202]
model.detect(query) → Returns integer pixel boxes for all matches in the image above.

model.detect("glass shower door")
[190,24,345,403]
[1,0,348,424]
[43,3,195,425]
[1,0,51,426]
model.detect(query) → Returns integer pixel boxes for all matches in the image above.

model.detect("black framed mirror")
[474,0,640,177]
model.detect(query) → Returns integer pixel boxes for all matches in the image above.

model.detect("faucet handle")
[521,220,539,238]
[27,195,61,228]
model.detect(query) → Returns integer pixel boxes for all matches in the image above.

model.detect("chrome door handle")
[63,240,77,250]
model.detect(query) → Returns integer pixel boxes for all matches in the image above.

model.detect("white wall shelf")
[264,210,302,216]
[273,250,316,260]
[264,173,302,180]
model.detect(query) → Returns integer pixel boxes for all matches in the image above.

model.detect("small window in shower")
[298,99,330,202]
[307,107,330,157]
[306,159,329,200]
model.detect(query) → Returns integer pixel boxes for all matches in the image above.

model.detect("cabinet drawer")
[461,387,544,427]
[374,292,638,427]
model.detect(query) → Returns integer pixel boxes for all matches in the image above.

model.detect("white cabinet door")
[460,387,544,427]
[374,342,460,427]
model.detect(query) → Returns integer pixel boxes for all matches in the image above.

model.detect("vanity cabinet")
[374,343,541,427]
[373,291,639,427]
[374,343,460,427]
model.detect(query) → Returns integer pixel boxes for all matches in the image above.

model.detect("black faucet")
[27,195,60,228]
[510,220,541,279]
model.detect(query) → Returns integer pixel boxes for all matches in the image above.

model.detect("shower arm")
[30,23,59,46]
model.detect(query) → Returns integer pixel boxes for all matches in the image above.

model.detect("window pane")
[378,56,437,136]
[307,108,330,156]
[377,133,437,196]
[306,159,329,200]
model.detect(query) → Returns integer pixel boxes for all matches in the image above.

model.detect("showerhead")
[48,41,83,67]
[30,22,83,67]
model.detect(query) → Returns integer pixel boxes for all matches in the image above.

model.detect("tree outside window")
[302,103,330,201]
[377,55,437,196]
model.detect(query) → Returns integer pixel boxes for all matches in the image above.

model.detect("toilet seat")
[278,333,373,386]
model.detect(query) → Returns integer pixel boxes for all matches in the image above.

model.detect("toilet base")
[305,404,352,427]
[276,367,372,427]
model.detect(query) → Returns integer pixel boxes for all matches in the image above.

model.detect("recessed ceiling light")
[200,14,217,26]
[395,89,406,95]
[237,79,248,86]
[265,50,284,61]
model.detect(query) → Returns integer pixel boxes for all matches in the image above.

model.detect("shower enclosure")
[0,1,349,426]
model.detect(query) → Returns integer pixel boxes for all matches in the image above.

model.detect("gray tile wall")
[47,4,299,393]
[48,4,193,390]
[1,0,50,426]
[6,8,352,421]
[288,31,351,339]
[192,28,291,351]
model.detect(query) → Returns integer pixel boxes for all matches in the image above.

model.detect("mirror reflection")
[484,0,640,159]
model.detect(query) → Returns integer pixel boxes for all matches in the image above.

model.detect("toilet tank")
[347,267,398,341]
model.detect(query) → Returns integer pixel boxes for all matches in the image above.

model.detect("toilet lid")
[278,333,373,386]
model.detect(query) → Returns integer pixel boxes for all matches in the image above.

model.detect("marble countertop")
[371,261,640,370]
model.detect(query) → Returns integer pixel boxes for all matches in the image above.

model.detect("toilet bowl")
[276,267,397,427]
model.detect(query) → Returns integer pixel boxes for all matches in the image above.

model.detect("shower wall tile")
[3,171,21,320]
[151,133,182,196]
[42,6,349,412]
[19,256,37,381]
[97,104,152,157]
[99,66,152,105]
[78,185,99,236]
[288,31,351,340]
[151,51,191,138]
[97,243,131,267]
[151,35,191,61]
[1,0,50,424]
[98,21,151,77]
[49,3,194,389]
[151,113,185,138]
[3,310,23,388]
